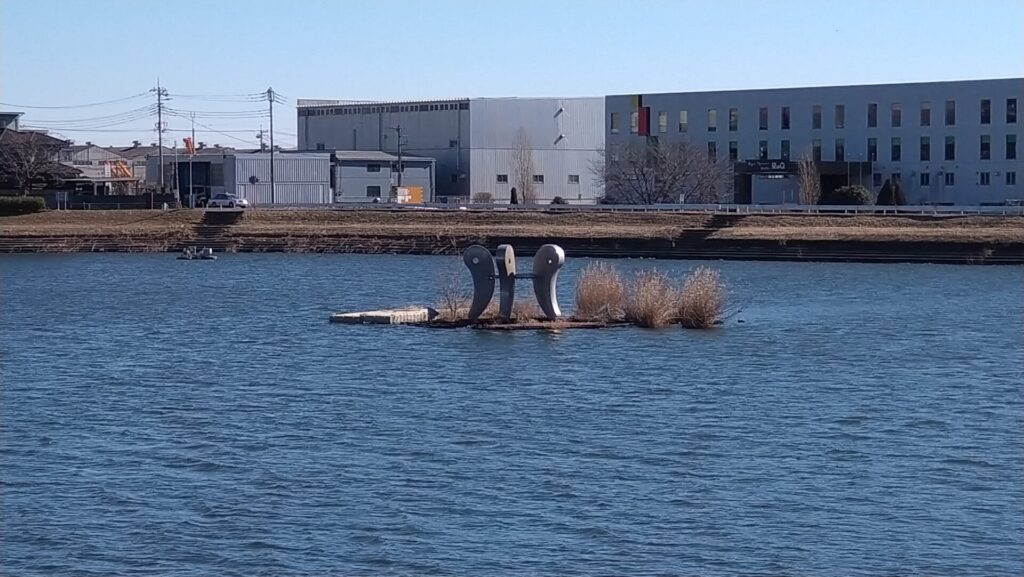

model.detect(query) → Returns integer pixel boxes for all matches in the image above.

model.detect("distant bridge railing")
[253,203,1024,216]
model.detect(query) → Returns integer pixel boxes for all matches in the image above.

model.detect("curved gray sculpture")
[462,243,564,323]
[463,245,495,321]
[496,244,516,320]
[532,244,565,320]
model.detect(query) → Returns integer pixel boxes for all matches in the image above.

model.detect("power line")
[0,92,151,109]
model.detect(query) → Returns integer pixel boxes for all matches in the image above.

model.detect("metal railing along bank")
[252,203,1024,216]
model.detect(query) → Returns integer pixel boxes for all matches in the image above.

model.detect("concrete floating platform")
[329,307,437,325]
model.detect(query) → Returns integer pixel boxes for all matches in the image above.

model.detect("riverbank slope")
[2,208,1023,263]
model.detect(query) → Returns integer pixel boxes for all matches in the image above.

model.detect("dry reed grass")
[678,266,725,329]
[573,261,625,321]
[623,269,677,328]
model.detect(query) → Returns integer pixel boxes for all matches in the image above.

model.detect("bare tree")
[796,151,821,205]
[0,130,69,195]
[592,140,732,204]
[511,128,537,204]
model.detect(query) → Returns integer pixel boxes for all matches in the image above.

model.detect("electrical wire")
[0,92,150,109]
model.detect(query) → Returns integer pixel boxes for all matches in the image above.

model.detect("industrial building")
[606,78,1022,204]
[332,150,435,203]
[297,97,605,203]
[147,151,332,205]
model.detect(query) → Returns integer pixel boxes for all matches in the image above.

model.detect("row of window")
[882,171,1017,188]
[612,98,1019,134]
[701,133,1018,163]
[301,102,469,117]
[494,174,581,184]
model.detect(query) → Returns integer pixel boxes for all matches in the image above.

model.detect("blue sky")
[1,0,1021,147]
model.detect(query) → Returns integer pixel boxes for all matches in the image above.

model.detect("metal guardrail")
[251,203,1024,216]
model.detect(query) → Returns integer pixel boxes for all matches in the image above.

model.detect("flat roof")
[332,150,433,163]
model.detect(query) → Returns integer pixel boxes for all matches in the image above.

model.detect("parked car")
[207,193,249,209]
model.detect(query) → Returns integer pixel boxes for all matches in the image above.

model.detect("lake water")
[1,254,1022,576]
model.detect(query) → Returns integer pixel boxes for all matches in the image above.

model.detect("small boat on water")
[177,247,217,260]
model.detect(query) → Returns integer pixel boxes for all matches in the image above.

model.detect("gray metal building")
[297,97,605,203]
[147,151,333,205]
[607,78,1022,204]
[332,150,435,202]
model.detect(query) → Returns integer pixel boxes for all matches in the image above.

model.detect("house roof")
[0,128,68,148]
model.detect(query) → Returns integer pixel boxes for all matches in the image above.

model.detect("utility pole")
[153,79,168,194]
[267,87,275,204]
[257,125,266,152]
[190,112,195,208]
[391,124,404,188]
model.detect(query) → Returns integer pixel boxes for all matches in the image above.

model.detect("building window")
[1007,134,1017,159]
[891,103,902,128]
[496,174,508,183]
[873,173,882,187]
[835,104,845,129]
[980,135,991,160]
[658,110,667,133]
[610,112,619,134]
[980,172,991,186]
[867,103,877,128]
[920,172,930,187]
[812,105,822,129]
[781,106,790,130]
[532,174,544,184]
[728,108,738,131]
[920,102,931,126]
[759,107,768,130]
[728,141,738,161]
[944,172,955,186]
[1007,171,1017,186]
[868,138,878,161]
[920,136,930,161]
[707,109,717,132]
[781,139,790,160]
[834,138,845,162]
[891,137,901,162]
[450,174,459,183]
[945,100,956,125]
[630,111,638,134]
[367,163,381,172]
[568,174,580,184]
[981,99,992,124]
[812,139,822,162]
[678,110,688,132]
[758,140,768,160]
[945,136,956,161]
[366,185,381,197]
[449,139,459,148]
[707,141,717,161]
[316,143,325,150]
[1008,98,1018,123]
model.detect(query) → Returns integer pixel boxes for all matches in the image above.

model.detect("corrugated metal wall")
[227,153,332,204]
[468,98,605,202]
[237,183,331,205]
[297,104,470,198]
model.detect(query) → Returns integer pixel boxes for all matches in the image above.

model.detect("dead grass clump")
[624,269,677,328]
[678,266,724,329]
[574,261,625,321]
[435,260,469,320]
[511,300,540,321]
